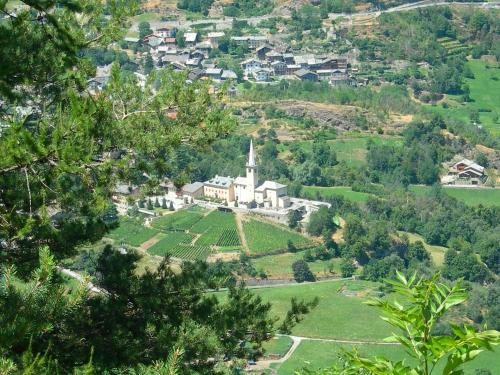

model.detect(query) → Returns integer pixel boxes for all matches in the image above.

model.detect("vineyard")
[147,232,195,256]
[107,218,159,247]
[151,244,212,260]
[243,218,313,255]
[191,210,241,249]
[113,206,316,261]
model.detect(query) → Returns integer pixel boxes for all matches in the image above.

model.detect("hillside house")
[256,45,273,60]
[271,61,287,75]
[207,31,225,48]
[443,159,487,186]
[295,69,318,82]
[241,58,263,73]
[253,68,272,82]
[221,70,238,81]
[205,68,223,80]
[185,32,198,46]
[266,50,283,63]
[157,27,176,38]
[182,182,204,199]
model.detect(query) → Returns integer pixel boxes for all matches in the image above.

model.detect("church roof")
[255,180,287,192]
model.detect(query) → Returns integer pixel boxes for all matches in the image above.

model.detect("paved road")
[132,1,500,32]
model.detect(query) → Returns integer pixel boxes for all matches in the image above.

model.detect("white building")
[234,140,290,209]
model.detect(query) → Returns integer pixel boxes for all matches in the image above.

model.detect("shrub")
[292,260,315,283]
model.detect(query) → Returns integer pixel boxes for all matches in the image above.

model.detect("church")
[193,140,290,209]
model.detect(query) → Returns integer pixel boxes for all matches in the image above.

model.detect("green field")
[280,136,403,168]
[106,218,159,247]
[252,250,343,278]
[274,340,499,375]
[301,186,372,203]
[426,59,500,136]
[250,280,390,340]
[410,185,500,207]
[399,231,448,266]
[243,218,314,255]
[151,209,205,231]
[263,336,294,358]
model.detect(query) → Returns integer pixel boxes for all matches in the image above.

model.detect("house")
[184,32,198,46]
[330,71,353,86]
[190,50,205,60]
[146,35,163,48]
[295,69,318,82]
[283,53,295,64]
[182,182,204,199]
[124,36,139,44]
[286,64,301,75]
[195,41,212,55]
[241,58,262,73]
[164,37,176,46]
[88,75,109,93]
[271,61,287,75]
[157,27,176,38]
[204,175,235,202]
[186,58,202,68]
[230,35,267,49]
[253,68,272,82]
[207,31,225,48]
[443,159,487,186]
[221,70,238,81]
[256,45,273,60]
[265,50,283,63]
[205,68,223,80]
[227,86,238,97]
[188,68,204,81]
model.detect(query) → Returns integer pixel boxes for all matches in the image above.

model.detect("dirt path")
[235,212,249,253]
[139,232,164,251]
[250,334,400,372]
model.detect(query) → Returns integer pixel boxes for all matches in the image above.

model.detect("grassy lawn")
[133,12,161,23]
[426,59,500,136]
[399,231,448,266]
[263,336,293,358]
[275,340,499,375]
[301,186,372,203]
[106,218,159,247]
[249,280,390,341]
[252,251,343,278]
[243,218,314,255]
[410,185,500,207]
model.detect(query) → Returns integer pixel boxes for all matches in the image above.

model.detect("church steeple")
[246,139,258,188]
[247,139,256,167]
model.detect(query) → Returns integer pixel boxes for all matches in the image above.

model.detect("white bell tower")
[246,139,258,192]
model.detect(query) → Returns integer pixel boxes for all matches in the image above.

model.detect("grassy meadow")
[280,135,403,168]
[274,340,499,375]
[249,280,390,341]
[251,250,344,278]
[426,59,500,136]
[301,186,372,203]
[399,231,448,266]
[410,185,500,207]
